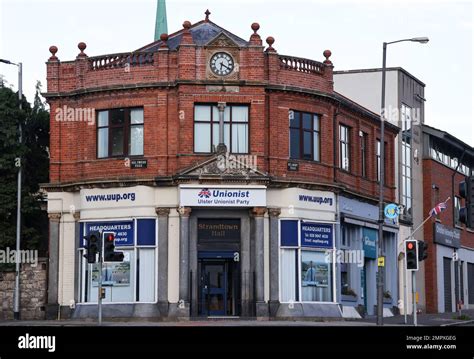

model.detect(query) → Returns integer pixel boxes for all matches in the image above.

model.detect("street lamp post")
[377,37,428,326]
[0,58,23,320]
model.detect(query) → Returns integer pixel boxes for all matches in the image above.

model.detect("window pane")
[211,123,230,151]
[290,111,300,128]
[98,128,108,158]
[303,131,312,160]
[232,123,248,153]
[138,249,155,302]
[110,128,124,156]
[110,109,125,125]
[195,105,211,122]
[313,132,320,161]
[301,251,332,302]
[98,111,109,127]
[194,123,211,152]
[313,115,320,131]
[131,109,144,124]
[280,249,297,302]
[290,128,300,159]
[129,125,144,156]
[232,106,248,122]
[224,106,230,122]
[302,113,312,130]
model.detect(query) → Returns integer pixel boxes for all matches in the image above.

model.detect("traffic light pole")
[98,244,103,326]
[412,270,417,326]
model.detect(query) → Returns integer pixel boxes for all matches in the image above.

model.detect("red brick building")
[422,125,474,313]
[43,12,398,319]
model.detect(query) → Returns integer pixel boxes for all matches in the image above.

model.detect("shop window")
[289,110,320,161]
[280,249,298,302]
[280,220,334,303]
[194,104,249,153]
[301,250,332,302]
[97,108,144,158]
[81,219,157,303]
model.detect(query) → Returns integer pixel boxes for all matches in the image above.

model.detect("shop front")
[433,223,474,312]
[338,196,399,318]
[267,187,341,318]
[177,185,267,318]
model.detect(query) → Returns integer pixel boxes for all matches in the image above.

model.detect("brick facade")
[44,18,398,203]
[423,158,474,313]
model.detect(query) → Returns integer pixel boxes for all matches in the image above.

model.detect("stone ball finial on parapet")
[250,22,262,45]
[323,49,332,65]
[77,42,87,58]
[265,37,276,53]
[49,46,58,61]
[160,33,169,48]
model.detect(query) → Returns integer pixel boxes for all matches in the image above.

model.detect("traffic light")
[459,176,474,228]
[102,232,124,262]
[418,241,428,262]
[83,231,100,264]
[405,239,418,271]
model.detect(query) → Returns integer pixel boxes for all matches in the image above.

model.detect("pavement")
[359,309,474,326]
[1,310,473,326]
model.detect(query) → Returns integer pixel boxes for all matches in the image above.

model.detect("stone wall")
[0,258,48,320]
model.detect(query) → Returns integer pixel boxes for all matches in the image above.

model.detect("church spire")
[154,0,168,41]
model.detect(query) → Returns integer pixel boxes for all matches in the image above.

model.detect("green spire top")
[154,0,168,41]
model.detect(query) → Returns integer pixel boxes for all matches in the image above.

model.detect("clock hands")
[219,62,231,71]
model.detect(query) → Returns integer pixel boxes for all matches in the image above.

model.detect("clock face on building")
[210,52,234,76]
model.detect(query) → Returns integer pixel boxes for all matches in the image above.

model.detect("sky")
[1,0,473,144]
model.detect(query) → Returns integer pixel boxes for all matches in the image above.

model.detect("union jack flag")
[429,201,447,217]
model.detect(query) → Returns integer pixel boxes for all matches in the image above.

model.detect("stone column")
[177,206,192,316]
[46,213,61,319]
[156,207,170,317]
[268,208,281,316]
[73,212,81,304]
[251,207,267,317]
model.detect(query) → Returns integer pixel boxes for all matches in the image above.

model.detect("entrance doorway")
[198,253,240,316]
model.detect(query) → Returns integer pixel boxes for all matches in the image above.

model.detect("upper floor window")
[97,108,144,158]
[454,196,462,227]
[360,131,368,178]
[376,140,388,183]
[194,104,249,153]
[339,124,350,171]
[289,110,320,161]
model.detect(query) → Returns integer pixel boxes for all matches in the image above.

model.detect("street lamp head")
[410,37,429,44]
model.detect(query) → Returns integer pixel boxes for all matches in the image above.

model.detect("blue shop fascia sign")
[83,221,134,246]
[281,220,333,248]
[362,227,377,259]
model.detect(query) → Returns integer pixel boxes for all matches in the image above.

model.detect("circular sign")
[384,203,400,219]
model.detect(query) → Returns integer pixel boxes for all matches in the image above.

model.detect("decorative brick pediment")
[176,152,268,182]
[206,32,240,48]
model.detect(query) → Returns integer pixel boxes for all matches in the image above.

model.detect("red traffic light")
[407,242,414,250]
[106,234,114,242]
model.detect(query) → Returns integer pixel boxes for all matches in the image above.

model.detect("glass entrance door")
[200,261,227,316]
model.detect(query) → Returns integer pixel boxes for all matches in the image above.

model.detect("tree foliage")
[0,81,49,255]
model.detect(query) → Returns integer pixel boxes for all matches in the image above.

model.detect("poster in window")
[92,253,131,287]
[301,260,329,287]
